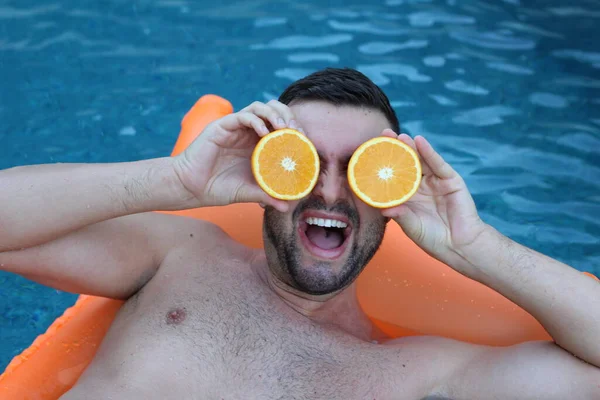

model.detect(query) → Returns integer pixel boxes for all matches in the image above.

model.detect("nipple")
[166,307,187,325]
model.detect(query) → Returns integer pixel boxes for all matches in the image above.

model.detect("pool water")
[1,0,599,370]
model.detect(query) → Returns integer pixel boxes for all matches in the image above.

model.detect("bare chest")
[86,259,393,399]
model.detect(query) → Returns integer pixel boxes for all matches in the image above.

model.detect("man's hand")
[172,100,299,212]
[381,132,487,275]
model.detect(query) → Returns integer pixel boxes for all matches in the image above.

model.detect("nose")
[312,169,348,206]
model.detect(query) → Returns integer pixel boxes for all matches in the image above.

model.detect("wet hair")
[278,67,400,133]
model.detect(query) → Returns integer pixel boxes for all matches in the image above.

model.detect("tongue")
[306,225,344,250]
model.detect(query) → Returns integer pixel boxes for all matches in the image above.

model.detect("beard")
[263,197,387,295]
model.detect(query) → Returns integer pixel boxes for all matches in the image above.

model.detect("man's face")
[263,101,391,296]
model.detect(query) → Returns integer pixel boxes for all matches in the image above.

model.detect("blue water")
[1,0,599,371]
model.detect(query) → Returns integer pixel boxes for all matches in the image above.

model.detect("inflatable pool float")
[1,94,597,399]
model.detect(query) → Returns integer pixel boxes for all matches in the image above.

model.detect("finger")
[249,186,289,212]
[380,128,397,138]
[244,101,287,131]
[237,112,270,136]
[414,136,456,180]
[260,194,289,213]
[266,100,301,131]
[397,133,432,176]
[234,181,289,212]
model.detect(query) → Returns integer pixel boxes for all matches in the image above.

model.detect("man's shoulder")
[152,211,233,242]
[122,211,237,256]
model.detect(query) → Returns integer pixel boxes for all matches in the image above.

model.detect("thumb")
[382,205,421,238]
[244,185,289,212]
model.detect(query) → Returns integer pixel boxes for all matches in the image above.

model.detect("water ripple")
[535,122,600,134]
[2,32,111,52]
[445,80,489,95]
[254,17,287,27]
[485,61,533,75]
[554,76,600,89]
[274,68,315,81]
[423,56,446,67]
[502,193,600,231]
[391,101,417,108]
[81,45,166,57]
[547,7,600,17]
[468,174,551,195]
[529,92,569,108]
[496,148,600,184]
[498,21,564,39]
[449,29,536,50]
[251,34,353,50]
[453,106,520,126]
[0,4,60,19]
[556,132,600,153]
[429,94,458,106]
[358,63,432,85]
[287,53,340,63]
[328,20,414,35]
[407,11,475,27]
[552,50,600,68]
[358,39,428,55]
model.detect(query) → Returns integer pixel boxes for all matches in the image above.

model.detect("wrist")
[452,224,503,279]
[121,157,198,212]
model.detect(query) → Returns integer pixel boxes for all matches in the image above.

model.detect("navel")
[165,307,187,325]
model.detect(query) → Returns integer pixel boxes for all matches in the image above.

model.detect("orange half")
[348,136,422,208]
[251,128,320,200]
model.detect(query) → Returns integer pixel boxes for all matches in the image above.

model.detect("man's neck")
[251,253,382,341]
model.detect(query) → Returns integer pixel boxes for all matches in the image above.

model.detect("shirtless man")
[1,68,599,399]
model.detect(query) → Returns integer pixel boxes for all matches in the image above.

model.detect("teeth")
[305,217,348,229]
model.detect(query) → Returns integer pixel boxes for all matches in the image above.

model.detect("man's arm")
[391,335,600,399]
[0,158,198,299]
[383,134,600,368]
[0,157,192,253]
[456,226,600,367]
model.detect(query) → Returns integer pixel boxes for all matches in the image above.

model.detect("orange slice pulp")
[251,128,320,200]
[348,136,422,208]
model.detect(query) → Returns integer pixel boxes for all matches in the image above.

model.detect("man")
[1,68,598,399]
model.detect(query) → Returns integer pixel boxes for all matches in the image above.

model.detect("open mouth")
[298,213,353,260]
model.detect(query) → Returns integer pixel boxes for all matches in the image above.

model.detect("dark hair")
[278,67,400,133]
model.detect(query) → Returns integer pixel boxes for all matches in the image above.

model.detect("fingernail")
[261,125,269,134]
[289,119,298,129]
[277,118,285,127]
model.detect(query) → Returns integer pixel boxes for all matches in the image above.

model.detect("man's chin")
[287,258,350,296]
